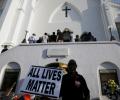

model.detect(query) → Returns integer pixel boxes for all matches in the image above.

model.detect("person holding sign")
[60,59,90,100]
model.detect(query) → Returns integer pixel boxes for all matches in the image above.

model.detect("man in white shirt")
[28,33,37,43]
[42,33,48,43]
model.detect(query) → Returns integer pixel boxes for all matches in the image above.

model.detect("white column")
[0,0,25,46]
[11,0,33,45]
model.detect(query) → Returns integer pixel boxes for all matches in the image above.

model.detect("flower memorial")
[108,79,117,94]
[102,79,120,100]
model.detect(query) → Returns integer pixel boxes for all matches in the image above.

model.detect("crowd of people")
[22,28,97,44]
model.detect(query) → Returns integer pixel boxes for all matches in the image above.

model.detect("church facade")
[0,0,119,46]
[0,0,120,100]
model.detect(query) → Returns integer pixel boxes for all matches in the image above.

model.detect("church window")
[99,69,119,95]
[116,22,120,39]
[0,0,7,15]
[1,69,20,95]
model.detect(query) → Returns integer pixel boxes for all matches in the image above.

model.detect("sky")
[112,0,120,3]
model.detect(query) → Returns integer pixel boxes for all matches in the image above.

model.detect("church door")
[116,22,120,40]
[1,69,20,96]
[1,62,20,97]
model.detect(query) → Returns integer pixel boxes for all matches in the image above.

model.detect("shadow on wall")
[42,49,47,59]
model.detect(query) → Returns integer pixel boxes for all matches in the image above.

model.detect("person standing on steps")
[60,59,90,100]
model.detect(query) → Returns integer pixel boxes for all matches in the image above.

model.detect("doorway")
[98,62,120,100]
[115,22,120,40]
[99,69,119,95]
[0,62,20,97]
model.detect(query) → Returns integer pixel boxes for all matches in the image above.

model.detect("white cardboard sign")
[21,66,64,98]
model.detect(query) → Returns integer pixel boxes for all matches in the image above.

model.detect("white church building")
[0,0,120,99]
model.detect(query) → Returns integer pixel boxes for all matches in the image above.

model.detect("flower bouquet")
[103,79,120,100]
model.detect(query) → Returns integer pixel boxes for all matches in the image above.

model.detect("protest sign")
[21,66,64,98]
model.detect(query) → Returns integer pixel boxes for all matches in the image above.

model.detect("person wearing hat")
[60,59,90,100]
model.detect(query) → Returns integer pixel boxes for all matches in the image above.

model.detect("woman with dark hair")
[60,59,90,100]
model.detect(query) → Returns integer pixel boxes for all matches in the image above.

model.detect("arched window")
[99,69,119,95]
[0,0,7,15]
[116,22,120,37]
[98,62,119,96]
[0,62,20,96]
[115,14,120,39]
